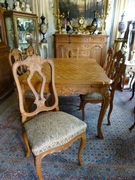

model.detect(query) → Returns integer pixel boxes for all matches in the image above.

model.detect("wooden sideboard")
[53,34,109,67]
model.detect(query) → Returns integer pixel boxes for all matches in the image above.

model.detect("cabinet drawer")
[79,50,90,57]
[78,43,90,49]
[55,36,69,42]
[90,37,107,43]
[70,36,90,42]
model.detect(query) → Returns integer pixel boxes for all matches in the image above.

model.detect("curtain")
[31,0,56,58]
[111,0,130,45]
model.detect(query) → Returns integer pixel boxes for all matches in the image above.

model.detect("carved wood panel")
[54,34,108,67]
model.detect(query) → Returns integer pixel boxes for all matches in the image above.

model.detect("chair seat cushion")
[24,111,87,156]
[81,92,103,101]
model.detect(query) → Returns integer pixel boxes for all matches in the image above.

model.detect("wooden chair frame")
[80,49,126,126]
[12,54,87,180]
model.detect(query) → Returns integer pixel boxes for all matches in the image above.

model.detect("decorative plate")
[25,32,33,42]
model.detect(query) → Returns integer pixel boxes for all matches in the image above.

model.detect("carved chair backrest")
[109,50,126,91]
[103,47,114,77]
[12,54,58,123]
[26,45,36,56]
[9,48,26,76]
[60,44,79,58]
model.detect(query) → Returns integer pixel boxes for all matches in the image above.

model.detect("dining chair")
[9,48,26,76]
[9,48,49,111]
[9,48,36,110]
[79,49,126,126]
[26,44,36,56]
[103,47,114,75]
[79,47,114,115]
[60,44,80,58]
[12,54,87,180]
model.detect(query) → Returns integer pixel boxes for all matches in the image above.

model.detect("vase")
[118,12,127,39]
[40,14,48,43]
[65,10,72,33]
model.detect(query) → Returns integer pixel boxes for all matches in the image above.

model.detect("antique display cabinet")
[0,8,15,100]
[3,10,40,54]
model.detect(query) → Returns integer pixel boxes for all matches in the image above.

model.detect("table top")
[19,58,111,96]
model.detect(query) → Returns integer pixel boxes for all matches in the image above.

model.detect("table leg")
[97,87,110,139]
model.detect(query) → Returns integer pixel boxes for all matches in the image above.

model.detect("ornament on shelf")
[65,10,72,33]
[53,9,65,34]
[20,0,25,11]
[13,1,21,11]
[39,14,48,43]
[95,0,110,35]
[25,3,32,13]
[118,12,127,39]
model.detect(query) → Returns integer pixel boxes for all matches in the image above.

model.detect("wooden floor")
[0,91,17,114]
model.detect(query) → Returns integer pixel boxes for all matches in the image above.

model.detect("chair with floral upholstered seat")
[79,49,126,126]
[12,54,87,180]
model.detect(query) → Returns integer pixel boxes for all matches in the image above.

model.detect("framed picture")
[56,0,109,25]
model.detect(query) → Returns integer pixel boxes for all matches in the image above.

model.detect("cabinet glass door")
[4,11,39,55]
[5,17,15,49]
[16,17,37,52]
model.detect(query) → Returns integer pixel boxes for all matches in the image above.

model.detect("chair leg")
[129,106,135,131]
[79,96,86,121]
[81,102,86,121]
[130,81,135,100]
[78,133,86,166]
[35,155,43,180]
[78,95,82,110]
[107,93,114,125]
[129,74,134,90]
[22,129,31,157]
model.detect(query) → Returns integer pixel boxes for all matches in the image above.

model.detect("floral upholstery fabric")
[24,111,87,156]
[81,92,103,101]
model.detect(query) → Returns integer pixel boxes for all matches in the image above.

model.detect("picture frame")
[55,0,109,26]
